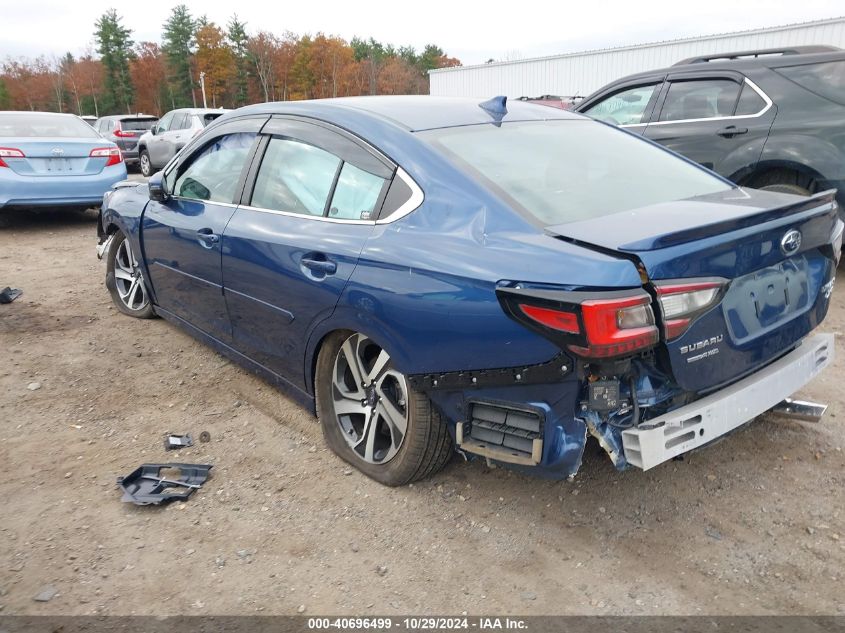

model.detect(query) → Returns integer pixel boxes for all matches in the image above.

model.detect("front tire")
[315,331,453,486]
[139,150,153,178]
[105,231,155,318]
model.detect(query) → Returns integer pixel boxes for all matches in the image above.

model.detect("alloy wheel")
[113,239,149,311]
[331,333,409,464]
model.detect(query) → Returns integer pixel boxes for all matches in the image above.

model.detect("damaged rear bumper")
[620,333,834,470]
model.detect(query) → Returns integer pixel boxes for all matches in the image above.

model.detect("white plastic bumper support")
[621,333,834,470]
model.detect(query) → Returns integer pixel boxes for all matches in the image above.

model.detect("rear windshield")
[775,60,845,106]
[419,120,731,226]
[202,113,224,126]
[120,118,158,131]
[0,113,100,139]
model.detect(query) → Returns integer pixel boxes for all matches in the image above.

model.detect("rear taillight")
[570,294,658,358]
[0,147,25,168]
[113,124,134,138]
[655,279,727,340]
[500,288,659,359]
[90,147,123,167]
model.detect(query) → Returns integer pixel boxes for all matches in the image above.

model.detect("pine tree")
[94,9,135,113]
[162,4,196,107]
[227,15,250,107]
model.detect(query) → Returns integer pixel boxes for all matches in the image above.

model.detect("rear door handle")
[301,255,337,275]
[197,228,220,246]
[716,125,748,138]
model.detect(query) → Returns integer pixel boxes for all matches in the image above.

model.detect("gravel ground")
[1,202,844,616]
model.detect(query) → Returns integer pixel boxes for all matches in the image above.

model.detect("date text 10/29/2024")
[307,618,529,630]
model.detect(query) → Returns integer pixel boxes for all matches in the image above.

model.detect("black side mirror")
[148,171,169,203]
[151,126,159,136]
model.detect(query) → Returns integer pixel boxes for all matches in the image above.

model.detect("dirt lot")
[1,202,844,616]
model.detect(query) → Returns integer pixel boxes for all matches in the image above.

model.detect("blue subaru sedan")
[1,111,127,212]
[97,96,841,485]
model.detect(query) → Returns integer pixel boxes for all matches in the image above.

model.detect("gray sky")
[1,0,842,65]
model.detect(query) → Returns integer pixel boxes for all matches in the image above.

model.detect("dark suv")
[576,46,845,210]
[94,114,159,168]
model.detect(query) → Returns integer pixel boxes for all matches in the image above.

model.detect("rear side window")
[173,132,255,203]
[658,79,740,122]
[329,163,385,220]
[203,113,224,127]
[252,138,341,216]
[581,84,659,125]
[734,83,767,115]
[776,60,845,106]
[421,120,731,226]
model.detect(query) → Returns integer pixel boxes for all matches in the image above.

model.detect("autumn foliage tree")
[1,13,462,115]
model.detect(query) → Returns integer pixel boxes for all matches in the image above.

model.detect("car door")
[577,79,664,135]
[643,73,775,177]
[141,117,266,340]
[222,116,394,382]
[148,111,175,167]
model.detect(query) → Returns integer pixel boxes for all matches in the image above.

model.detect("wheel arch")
[734,161,826,191]
[303,314,414,398]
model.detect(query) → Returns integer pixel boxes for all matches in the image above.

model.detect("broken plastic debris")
[164,434,193,450]
[0,287,22,304]
[117,463,212,505]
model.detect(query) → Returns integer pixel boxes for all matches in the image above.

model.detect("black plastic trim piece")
[407,352,573,391]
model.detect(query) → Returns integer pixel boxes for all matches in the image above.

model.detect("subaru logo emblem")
[51,148,64,156]
[780,229,802,256]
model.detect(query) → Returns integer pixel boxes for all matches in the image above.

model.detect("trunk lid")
[1,137,115,176]
[546,187,840,392]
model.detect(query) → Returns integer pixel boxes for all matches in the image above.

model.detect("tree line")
[0,6,462,116]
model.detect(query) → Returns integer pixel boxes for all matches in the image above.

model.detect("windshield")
[0,113,101,139]
[419,120,731,226]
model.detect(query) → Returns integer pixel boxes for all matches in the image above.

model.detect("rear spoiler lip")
[548,189,838,252]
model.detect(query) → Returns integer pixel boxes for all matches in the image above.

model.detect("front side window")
[420,120,731,227]
[173,132,255,203]
[658,79,741,122]
[582,84,659,126]
[156,112,175,134]
[170,113,187,131]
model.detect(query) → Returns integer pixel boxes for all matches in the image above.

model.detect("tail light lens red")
[0,147,25,168]
[502,288,659,359]
[569,293,658,358]
[655,280,726,339]
[90,147,123,167]
[113,125,135,138]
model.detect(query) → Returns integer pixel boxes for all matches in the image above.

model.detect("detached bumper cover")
[621,333,834,470]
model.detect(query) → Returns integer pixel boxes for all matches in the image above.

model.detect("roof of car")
[98,114,158,120]
[235,95,580,132]
[598,47,845,86]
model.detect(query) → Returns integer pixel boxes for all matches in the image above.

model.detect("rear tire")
[105,231,155,319]
[139,150,153,178]
[315,331,453,486]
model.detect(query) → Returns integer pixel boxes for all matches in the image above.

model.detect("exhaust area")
[769,398,828,423]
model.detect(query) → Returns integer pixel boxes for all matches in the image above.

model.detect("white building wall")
[430,17,845,99]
